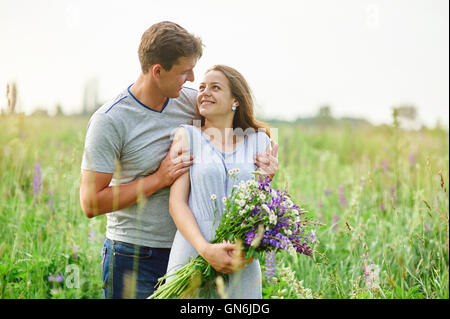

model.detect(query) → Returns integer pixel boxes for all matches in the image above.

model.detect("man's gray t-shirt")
[81,84,198,248]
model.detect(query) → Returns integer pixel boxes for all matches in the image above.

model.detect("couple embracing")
[79,21,278,299]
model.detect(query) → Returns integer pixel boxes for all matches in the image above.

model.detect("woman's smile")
[200,99,215,106]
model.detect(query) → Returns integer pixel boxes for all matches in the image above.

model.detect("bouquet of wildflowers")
[148,171,317,299]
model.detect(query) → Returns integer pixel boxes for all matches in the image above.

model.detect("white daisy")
[269,213,277,225]
[261,204,271,214]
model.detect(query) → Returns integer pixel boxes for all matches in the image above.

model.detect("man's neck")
[129,73,168,111]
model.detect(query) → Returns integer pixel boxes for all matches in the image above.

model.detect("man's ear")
[151,64,162,78]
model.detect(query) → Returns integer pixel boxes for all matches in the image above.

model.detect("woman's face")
[197,70,237,120]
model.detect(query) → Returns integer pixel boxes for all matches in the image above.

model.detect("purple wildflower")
[382,160,389,173]
[71,245,79,261]
[390,185,396,206]
[425,224,431,233]
[317,200,324,210]
[379,202,386,212]
[317,200,324,221]
[324,188,332,197]
[331,213,339,232]
[244,232,256,246]
[48,274,64,283]
[338,185,347,208]
[362,247,370,280]
[88,232,96,244]
[46,189,54,210]
[362,246,379,289]
[33,160,42,196]
[409,153,416,166]
[88,232,104,244]
[264,251,276,282]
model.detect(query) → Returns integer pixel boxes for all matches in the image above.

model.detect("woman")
[166,65,273,298]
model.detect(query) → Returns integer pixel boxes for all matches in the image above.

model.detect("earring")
[232,103,238,111]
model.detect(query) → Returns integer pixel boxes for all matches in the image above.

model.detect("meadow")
[0,114,448,299]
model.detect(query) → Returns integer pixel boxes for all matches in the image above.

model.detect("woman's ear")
[232,100,239,111]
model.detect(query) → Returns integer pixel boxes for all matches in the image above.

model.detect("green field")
[0,114,448,299]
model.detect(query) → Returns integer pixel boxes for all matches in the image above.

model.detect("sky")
[0,0,448,127]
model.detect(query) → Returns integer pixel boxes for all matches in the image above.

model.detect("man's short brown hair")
[138,21,203,73]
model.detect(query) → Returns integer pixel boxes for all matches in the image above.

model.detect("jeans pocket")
[113,241,152,259]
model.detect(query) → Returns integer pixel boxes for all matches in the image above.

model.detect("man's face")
[158,56,197,98]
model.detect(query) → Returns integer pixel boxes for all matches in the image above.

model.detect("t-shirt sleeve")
[81,113,121,173]
[186,88,197,108]
[182,87,199,120]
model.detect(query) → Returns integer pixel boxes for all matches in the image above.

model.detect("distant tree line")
[1,81,445,133]
[266,105,372,128]
[265,105,433,131]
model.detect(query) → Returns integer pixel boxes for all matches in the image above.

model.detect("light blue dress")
[166,124,271,298]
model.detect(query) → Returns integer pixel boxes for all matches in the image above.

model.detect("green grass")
[0,114,448,299]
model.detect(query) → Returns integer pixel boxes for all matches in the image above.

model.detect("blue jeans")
[101,238,171,299]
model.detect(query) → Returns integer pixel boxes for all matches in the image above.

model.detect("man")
[79,21,278,299]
